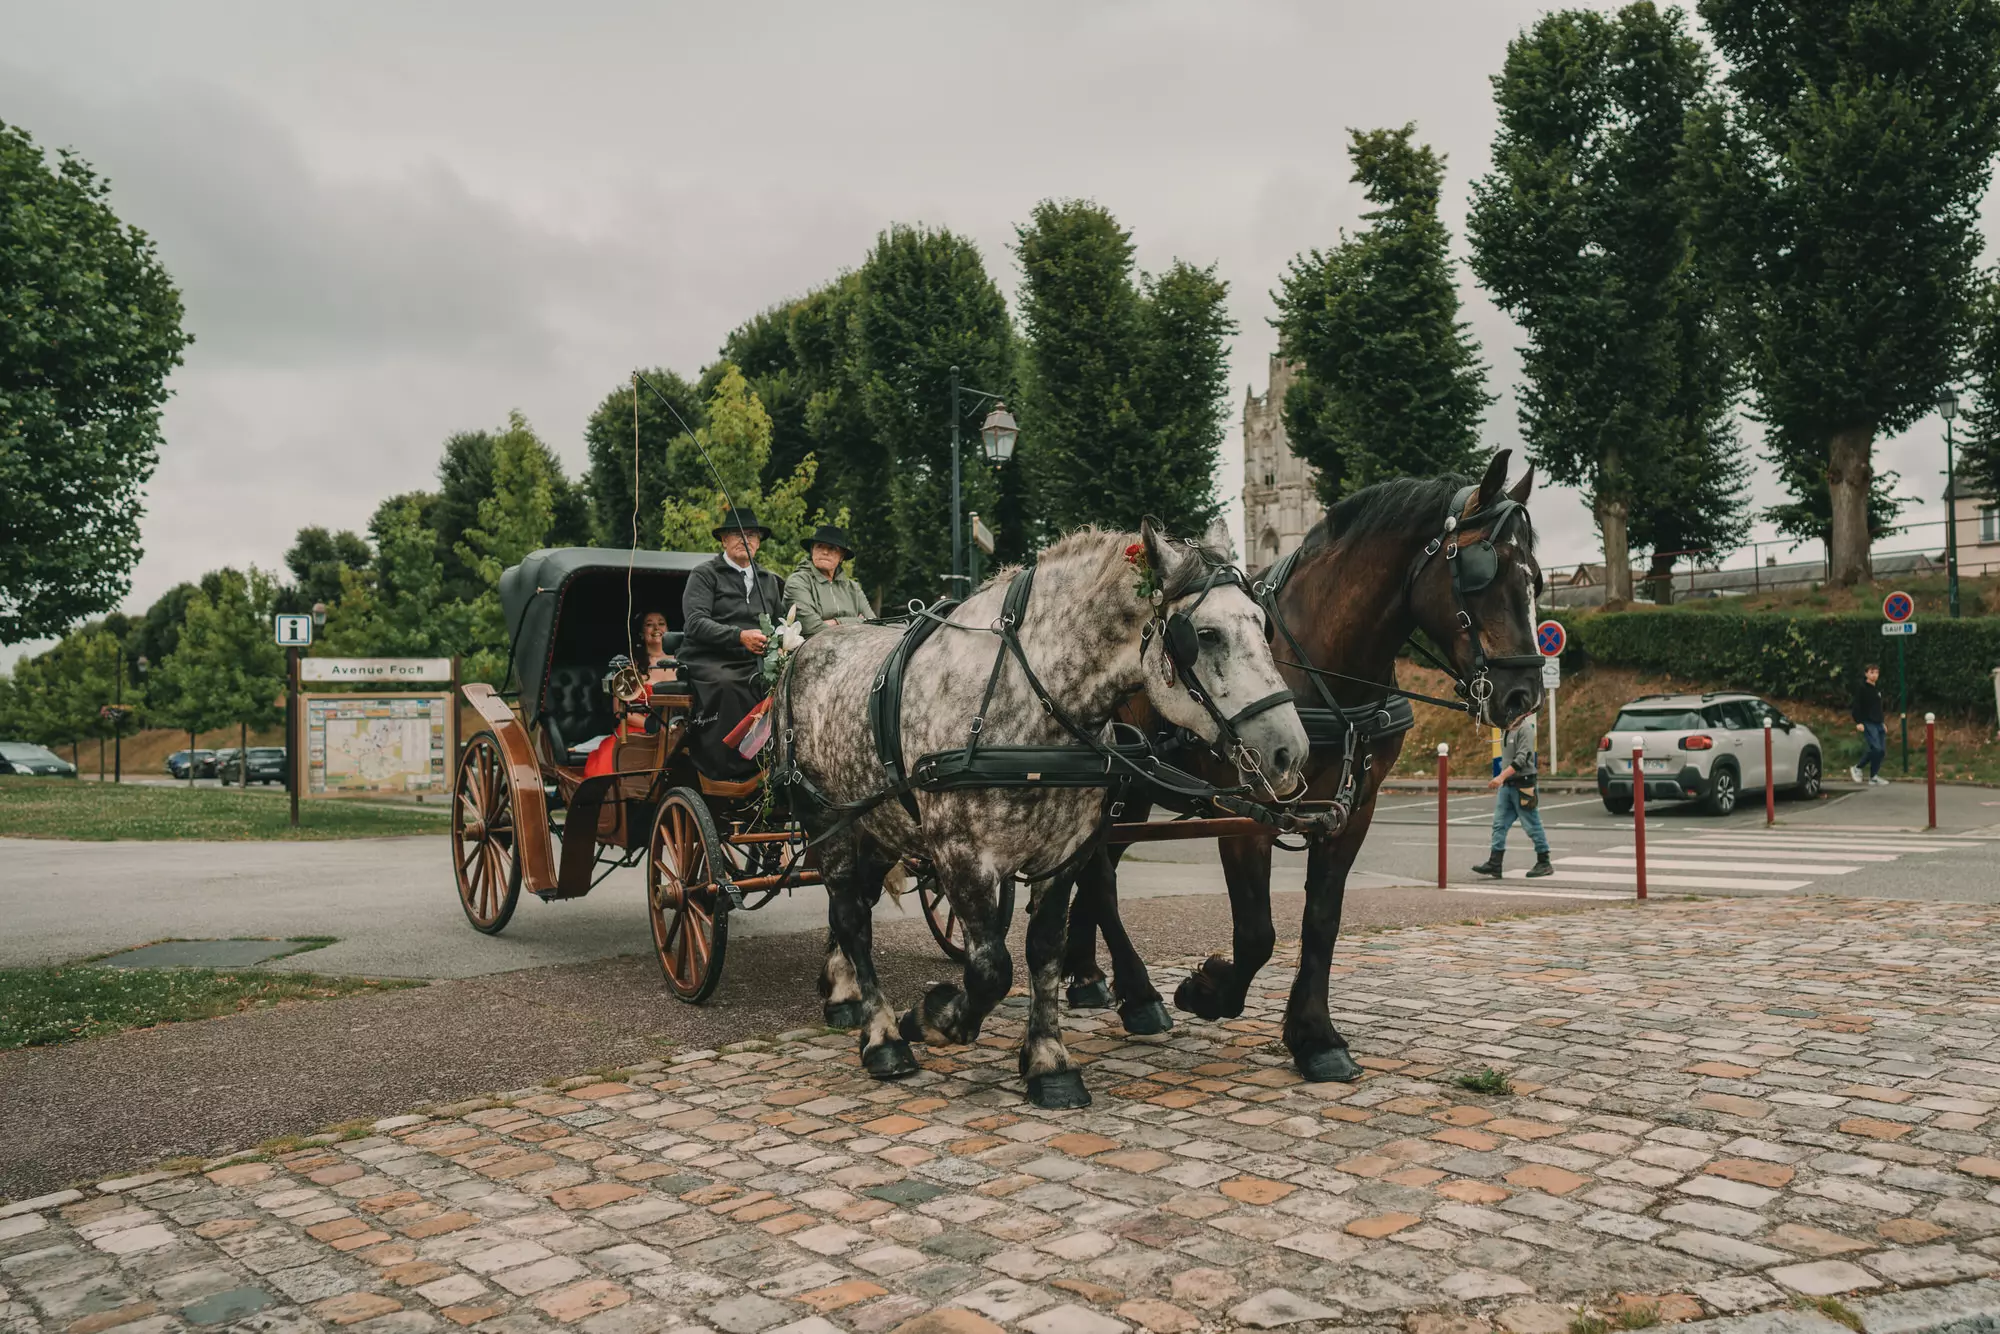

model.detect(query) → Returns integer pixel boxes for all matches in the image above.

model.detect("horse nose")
[1500,685,1535,724]
[1272,746,1294,779]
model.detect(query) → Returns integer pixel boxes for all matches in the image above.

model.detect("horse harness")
[773,558,1327,874]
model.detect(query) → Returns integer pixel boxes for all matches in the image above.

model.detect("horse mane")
[977,523,1231,602]
[1296,471,1536,561]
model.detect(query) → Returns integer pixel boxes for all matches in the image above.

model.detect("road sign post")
[1882,593,1915,775]
[1536,621,1565,775]
[273,617,312,829]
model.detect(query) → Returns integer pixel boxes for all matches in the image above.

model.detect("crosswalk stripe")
[1677,836,1971,854]
[1606,841,1896,862]
[1748,831,1981,848]
[1498,868,1809,891]
[1446,885,1630,901]
[1557,856,1859,875]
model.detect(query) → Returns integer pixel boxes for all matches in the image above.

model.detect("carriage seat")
[544,666,613,764]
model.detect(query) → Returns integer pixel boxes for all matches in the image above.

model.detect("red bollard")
[1632,741,1648,901]
[1763,719,1775,827]
[1437,742,1449,889]
[1926,712,1937,830]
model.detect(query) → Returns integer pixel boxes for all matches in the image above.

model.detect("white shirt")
[722,551,756,600]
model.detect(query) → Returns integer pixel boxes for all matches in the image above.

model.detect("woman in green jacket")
[783,525,873,635]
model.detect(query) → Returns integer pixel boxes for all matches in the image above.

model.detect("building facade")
[1240,355,1320,568]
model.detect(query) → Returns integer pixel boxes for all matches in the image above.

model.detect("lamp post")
[947,365,1019,593]
[1940,389,1961,619]
[111,651,148,784]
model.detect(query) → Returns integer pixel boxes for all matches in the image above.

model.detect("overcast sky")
[2,0,1980,665]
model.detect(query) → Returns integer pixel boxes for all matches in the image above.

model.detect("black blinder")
[1165,612,1200,671]
[1456,540,1499,593]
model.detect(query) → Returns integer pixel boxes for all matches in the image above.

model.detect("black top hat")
[803,524,854,558]
[710,507,772,540]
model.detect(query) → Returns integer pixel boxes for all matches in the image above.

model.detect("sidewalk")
[7,895,1998,1334]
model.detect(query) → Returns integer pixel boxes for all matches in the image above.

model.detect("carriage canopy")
[499,547,712,729]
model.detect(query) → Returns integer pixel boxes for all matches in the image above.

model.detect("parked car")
[222,747,289,786]
[1597,692,1822,816]
[166,749,218,779]
[0,741,79,777]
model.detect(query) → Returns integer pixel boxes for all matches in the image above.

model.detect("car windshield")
[0,742,56,761]
[250,749,284,758]
[1611,709,1705,732]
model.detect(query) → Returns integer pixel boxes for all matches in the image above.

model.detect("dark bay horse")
[779,521,1308,1108]
[1063,454,1546,1080]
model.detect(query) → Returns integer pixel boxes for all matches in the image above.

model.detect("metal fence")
[1542,514,2000,609]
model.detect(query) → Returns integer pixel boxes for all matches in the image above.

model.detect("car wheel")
[1603,794,1633,816]
[1792,749,1821,800]
[1701,764,1739,816]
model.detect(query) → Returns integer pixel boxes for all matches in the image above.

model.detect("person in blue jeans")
[1851,663,1888,785]
[1471,717,1553,879]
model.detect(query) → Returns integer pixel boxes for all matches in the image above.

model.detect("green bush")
[1570,610,2000,712]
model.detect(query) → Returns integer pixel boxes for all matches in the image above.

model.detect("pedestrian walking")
[1851,662,1888,786]
[1471,716,1552,879]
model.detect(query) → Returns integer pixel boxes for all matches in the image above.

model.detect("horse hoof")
[1066,979,1113,1009]
[1119,1000,1174,1035]
[1025,1069,1091,1109]
[1173,975,1227,1022]
[823,1001,865,1029]
[862,1039,919,1080]
[897,1008,925,1044]
[1296,1046,1362,1083]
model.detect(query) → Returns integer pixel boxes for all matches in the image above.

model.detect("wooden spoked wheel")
[917,870,967,963]
[453,732,522,934]
[648,789,730,1004]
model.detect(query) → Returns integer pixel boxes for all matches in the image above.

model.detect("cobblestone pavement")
[8,896,2000,1334]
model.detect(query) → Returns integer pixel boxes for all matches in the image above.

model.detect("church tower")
[1240,355,1319,567]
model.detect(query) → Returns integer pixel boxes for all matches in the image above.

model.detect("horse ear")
[1508,462,1535,506]
[1140,517,1187,588]
[1201,515,1237,562]
[1472,449,1512,512]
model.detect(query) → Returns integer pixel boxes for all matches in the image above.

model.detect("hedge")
[1555,610,2000,714]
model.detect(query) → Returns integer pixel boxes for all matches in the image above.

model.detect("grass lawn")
[0,776,451,841]
[0,964,421,1050]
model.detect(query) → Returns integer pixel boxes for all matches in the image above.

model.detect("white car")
[1596,692,1823,816]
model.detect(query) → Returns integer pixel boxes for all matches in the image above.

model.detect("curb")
[1672,1277,2000,1334]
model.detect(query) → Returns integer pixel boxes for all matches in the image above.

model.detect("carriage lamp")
[311,601,327,628]
[979,403,1018,464]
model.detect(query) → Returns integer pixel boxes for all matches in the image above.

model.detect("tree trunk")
[1826,425,1875,586]
[1645,551,1676,606]
[1596,495,1633,604]
[98,738,105,779]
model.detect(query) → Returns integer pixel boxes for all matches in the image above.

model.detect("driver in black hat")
[680,507,785,780]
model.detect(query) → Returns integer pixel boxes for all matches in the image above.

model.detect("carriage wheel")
[648,789,730,1004]
[453,732,522,934]
[917,870,967,963]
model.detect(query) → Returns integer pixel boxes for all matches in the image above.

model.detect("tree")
[1688,0,2000,584]
[150,569,285,773]
[1014,202,1235,540]
[584,370,707,549]
[851,225,1016,602]
[720,303,816,494]
[322,497,471,661]
[1,120,193,643]
[1469,4,1746,603]
[659,365,844,577]
[284,526,371,608]
[0,628,123,766]
[433,431,497,602]
[1961,277,2000,503]
[1275,125,1493,503]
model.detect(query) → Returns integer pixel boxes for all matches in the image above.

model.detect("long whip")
[631,369,767,616]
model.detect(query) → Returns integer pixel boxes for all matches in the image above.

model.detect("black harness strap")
[870,600,956,819]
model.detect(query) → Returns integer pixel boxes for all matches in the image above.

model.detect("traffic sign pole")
[1535,620,1566,777]
[1899,636,1909,775]
[1882,591,1914,775]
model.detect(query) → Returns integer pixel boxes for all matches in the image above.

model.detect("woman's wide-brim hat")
[711,507,772,540]
[804,524,855,558]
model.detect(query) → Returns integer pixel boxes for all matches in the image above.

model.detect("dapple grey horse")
[777,520,1307,1108]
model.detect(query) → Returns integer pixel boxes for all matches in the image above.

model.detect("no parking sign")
[1883,590,1914,623]
[1535,619,1566,657]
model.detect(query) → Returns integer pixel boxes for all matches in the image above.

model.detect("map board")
[302,693,453,797]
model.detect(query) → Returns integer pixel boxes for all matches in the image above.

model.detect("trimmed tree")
[1,120,193,642]
[584,370,707,549]
[1275,125,1492,503]
[1687,0,2000,584]
[1470,3,1747,604]
[323,497,471,661]
[151,570,286,781]
[1962,277,2000,503]
[1015,201,1234,541]
[284,526,371,609]
[456,413,567,682]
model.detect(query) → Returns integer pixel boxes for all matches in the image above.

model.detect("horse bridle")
[1402,485,1543,713]
[1144,543,1296,784]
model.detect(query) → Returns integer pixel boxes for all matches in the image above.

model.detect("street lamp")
[311,601,328,629]
[948,365,1019,592]
[1939,389,1961,619]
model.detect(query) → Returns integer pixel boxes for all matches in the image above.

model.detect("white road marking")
[1445,885,1630,901]
[1498,869,1810,891]
[1604,841,1896,862]
[1675,835,1977,853]
[1556,856,1859,876]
